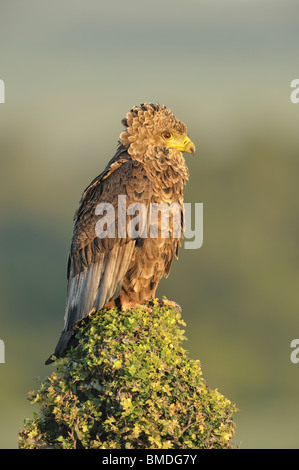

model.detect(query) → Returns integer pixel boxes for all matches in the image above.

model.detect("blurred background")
[0,0,299,449]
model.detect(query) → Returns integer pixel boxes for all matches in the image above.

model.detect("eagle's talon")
[148,298,182,313]
[162,299,182,313]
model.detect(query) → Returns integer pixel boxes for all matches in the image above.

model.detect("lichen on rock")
[19,303,237,449]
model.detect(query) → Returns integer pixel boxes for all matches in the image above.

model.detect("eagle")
[46,103,195,364]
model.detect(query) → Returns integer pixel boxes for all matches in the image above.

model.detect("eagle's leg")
[104,300,117,309]
[118,290,151,312]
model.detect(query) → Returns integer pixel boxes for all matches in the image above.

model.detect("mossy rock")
[19,303,237,449]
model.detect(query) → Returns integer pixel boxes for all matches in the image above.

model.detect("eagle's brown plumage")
[46,103,195,364]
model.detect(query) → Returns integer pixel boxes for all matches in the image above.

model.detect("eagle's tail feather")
[45,242,136,365]
[45,330,74,365]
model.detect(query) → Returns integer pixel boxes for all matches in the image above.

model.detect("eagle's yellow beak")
[180,137,196,155]
[163,132,196,155]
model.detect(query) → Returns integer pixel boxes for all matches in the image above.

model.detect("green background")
[0,0,299,448]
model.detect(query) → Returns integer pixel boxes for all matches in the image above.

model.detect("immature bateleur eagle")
[46,103,195,364]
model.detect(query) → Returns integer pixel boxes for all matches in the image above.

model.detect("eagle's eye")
[162,131,172,140]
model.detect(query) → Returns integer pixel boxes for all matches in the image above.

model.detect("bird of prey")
[46,103,195,364]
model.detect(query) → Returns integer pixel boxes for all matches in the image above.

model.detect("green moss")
[19,303,237,449]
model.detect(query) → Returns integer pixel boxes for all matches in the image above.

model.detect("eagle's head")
[119,103,195,159]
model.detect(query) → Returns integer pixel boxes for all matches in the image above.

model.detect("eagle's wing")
[50,152,152,360]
